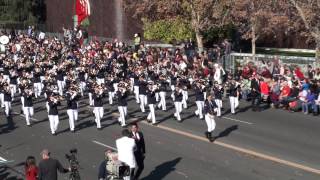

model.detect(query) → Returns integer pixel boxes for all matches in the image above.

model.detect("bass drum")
[0,35,9,45]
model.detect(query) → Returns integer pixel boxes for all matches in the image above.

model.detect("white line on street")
[92,140,117,151]
[0,156,7,162]
[222,116,253,125]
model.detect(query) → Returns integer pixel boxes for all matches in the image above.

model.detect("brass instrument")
[24,88,33,97]
[117,80,130,94]
[50,94,65,103]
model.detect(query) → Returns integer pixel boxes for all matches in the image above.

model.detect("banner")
[75,0,91,27]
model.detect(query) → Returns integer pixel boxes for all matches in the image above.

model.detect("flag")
[75,0,91,27]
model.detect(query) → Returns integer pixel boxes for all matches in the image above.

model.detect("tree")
[143,17,193,43]
[230,0,289,60]
[124,0,232,51]
[288,0,320,62]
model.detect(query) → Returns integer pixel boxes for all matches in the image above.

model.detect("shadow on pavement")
[214,125,238,140]
[141,157,182,180]
[0,166,23,180]
[0,115,18,135]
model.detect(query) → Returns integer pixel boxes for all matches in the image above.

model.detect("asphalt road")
[0,91,320,180]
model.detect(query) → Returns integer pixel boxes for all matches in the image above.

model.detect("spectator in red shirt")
[279,81,292,107]
[25,156,38,180]
[294,67,305,80]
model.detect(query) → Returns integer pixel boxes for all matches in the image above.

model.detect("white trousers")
[80,81,86,96]
[97,78,105,85]
[67,109,78,131]
[215,99,222,117]
[94,107,103,128]
[229,96,239,114]
[130,78,134,92]
[48,115,59,134]
[3,75,9,83]
[174,101,182,121]
[134,86,139,103]
[24,106,34,125]
[108,92,115,105]
[158,91,166,111]
[88,93,94,106]
[46,101,50,113]
[118,106,127,126]
[195,101,204,119]
[155,92,159,102]
[10,84,16,99]
[170,85,175,101]
[182,90,188,108]
[147,104,156,124]
[4,101,11,116]
[0,93,3,108]
[57,80,65,96]
[205,114,216,132]
[34,82,42,98]
[139,95,147,112]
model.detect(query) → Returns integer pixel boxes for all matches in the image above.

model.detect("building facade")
[46,0,142,40]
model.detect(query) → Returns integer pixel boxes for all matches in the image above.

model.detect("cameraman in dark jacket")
[38,149,69,180]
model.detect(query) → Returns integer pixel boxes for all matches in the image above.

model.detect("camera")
[65,148,81,180]
[106,151,130,179]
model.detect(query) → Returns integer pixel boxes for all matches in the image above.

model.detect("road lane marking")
[92,140,117,151]
[222,116,253,125]
[0,156,7,162]
[141,121,320,175]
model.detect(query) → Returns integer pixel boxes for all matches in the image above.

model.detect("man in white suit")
[116,129,136,180]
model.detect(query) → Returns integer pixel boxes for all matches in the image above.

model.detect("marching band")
[0,33,240,140]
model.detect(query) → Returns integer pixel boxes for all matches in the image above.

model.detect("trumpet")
[25,88,33,97]
[50,94,65,103]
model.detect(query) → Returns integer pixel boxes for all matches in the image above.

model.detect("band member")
[203,94,217,142]
[93,85,105,130]
[147,83,157,125]
[48,94,61,135]
[56,66,66,96]
[66,87,80,132]
[9,69,18,100]
[105,76,114,105]
[23,87,34,126]
[117,84,129,127]
[96,65,105,85]
[194,81,206,119]
[3,86,12,118]
[180,77,189,109]
[173,85,183,122]
[33,67,42,98]
[0,76,5,108]
[87,80,95,106]
[213,82,224,117]
[133,72,140,104]
[77,66,87,96]
[229,80,240,115]
[138,76,148,113]
[157,75,168,111]
[170,72,178,101]
[19,79,29,114]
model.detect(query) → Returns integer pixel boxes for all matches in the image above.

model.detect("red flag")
[76,0,91,26]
